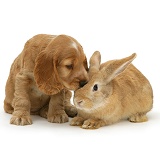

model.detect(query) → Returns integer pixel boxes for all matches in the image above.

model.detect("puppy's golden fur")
[4,34,88,125]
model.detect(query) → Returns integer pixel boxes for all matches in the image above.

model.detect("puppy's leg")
[11,73,32,125]
[4,101,14,114]
[47,90,69,123]
[39,105,48,119]
[4,77,15,114]
[63,90,77,118]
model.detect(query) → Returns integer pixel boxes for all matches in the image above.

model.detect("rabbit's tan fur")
[70,52,153,129]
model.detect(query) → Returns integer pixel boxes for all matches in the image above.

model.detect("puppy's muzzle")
[79,80,88,88]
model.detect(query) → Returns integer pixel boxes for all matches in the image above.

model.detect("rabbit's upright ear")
[89,51,101,78]
[102,53,137,83]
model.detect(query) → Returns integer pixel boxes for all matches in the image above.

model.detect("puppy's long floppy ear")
[89,51,101,78]
[102,53,137,84]
[34,49,63,95]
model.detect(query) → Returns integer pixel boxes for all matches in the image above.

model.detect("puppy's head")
[34,35,88,95]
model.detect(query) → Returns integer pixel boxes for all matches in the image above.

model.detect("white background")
[0,0,160,159]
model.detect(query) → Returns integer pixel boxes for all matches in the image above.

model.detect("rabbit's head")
[74,51,136,112]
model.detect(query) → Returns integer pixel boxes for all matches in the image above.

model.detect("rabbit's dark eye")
[93,84,98,91]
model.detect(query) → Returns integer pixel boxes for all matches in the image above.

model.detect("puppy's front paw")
[82,119,103,129]
[39,106,48,119]
[48,113,69,123]
[10,115,32,125]
[70,116,84,126]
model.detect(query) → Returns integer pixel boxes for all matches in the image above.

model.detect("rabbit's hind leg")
[128,113,148,123]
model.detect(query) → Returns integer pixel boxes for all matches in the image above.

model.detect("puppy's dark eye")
[93,84,98,91]
[66,64,73,70]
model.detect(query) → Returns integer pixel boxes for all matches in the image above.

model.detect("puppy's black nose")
[79,81,87,88]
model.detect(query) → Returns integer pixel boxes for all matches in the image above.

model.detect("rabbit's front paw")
[70,116,84,126]
[82,119,105,129]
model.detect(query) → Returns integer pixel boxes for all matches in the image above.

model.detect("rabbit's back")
[113,64,153,117]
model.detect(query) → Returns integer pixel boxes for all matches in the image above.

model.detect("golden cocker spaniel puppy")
[4,34,89,125]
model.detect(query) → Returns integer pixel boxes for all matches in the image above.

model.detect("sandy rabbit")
[70,51,153,129]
